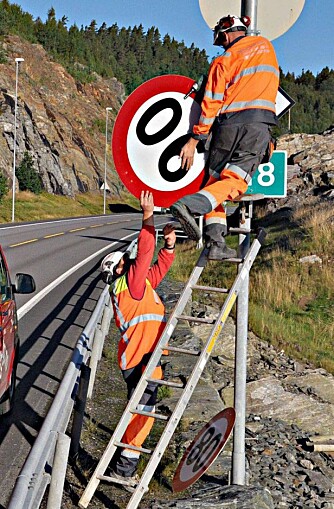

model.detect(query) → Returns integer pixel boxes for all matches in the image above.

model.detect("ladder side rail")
[127,233,264,509]
[79,250,207,508]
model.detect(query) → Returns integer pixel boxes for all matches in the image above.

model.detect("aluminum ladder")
[79,228,266,509]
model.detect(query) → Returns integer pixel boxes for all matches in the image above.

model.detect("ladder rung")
[114,441,152,454]
[192,284,228,294]
[229,227,252,234]
[97,474,137,488]
[146,378,184,388]
[131,409,168,421]
[164,346,200,356]
[227,257,243,263]
[177,315,215,324]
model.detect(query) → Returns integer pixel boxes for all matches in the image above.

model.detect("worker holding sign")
[170,14,279,260]
[101,191,176,487]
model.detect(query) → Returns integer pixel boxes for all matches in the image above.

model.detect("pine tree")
[16,152,42,194]
[0,172,8,202]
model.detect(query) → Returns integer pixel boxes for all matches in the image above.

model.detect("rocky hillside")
[0,35,125,196]
[1,34,333,204]
[276,126,334,208]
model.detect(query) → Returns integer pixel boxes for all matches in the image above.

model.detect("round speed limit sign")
[112,75,207,207]
[172,408,236,492]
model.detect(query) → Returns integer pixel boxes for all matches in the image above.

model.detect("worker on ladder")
[100,190,176,488]
[170,14,279,260]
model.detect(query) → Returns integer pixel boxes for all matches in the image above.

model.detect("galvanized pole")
[241,0,258,35]
[103,107,112,215]
[232,202,252,485]
[46,432,71,509]
[231,0,259,485]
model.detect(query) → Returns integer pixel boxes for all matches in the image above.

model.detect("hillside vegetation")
[0,0,209,94]
[0,1,333,135]
[0,190,137,221]
[168,200,334,375]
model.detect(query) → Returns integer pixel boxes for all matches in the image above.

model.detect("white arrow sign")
[276,86,295,119]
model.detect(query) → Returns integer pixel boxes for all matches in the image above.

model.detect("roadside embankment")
[64,278,334,509]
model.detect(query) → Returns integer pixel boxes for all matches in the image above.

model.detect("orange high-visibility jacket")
[193,35,279,138]
[111,274,166,371]
[110,225,174,372]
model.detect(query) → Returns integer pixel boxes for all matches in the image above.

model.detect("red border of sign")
[172,407,236,493]
[112,75,205,207]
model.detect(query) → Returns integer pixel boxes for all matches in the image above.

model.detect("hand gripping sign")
[112,75,207,207]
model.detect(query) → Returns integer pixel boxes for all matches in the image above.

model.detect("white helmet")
[100,251,124,284]
[213,15,251,46]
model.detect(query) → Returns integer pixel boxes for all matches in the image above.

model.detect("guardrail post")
[46,432,71,509]
[87,327,104,399]
[70,363,91,458]
[99,303,112,361]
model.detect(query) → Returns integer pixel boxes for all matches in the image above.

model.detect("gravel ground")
[60,278,334,509]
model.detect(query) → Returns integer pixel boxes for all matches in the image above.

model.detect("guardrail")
[8,285,113,509]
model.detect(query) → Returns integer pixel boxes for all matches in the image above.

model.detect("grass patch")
[0,190,134,222]
[250,201,334,372]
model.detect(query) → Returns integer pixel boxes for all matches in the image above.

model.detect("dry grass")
[252,203,334,372]
[171,201,334,374]
[0,190,133,223]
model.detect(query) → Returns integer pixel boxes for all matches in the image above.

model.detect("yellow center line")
[9,239,38,248]
[9,220,131,249]
[106,220,131,224]
[44,232,65,239]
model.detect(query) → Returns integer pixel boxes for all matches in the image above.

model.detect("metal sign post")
[232,0,258,487]
[232,201,252,485]
[242,0,258,35]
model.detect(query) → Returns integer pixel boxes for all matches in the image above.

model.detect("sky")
[15,0,334,76]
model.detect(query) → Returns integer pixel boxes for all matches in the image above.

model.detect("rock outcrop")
[0,35,125,196]
[1,34,333,205]
[273,127,334,209]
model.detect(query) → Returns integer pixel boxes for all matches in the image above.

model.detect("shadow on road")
[0,262,102,449]
[108,204,140,213]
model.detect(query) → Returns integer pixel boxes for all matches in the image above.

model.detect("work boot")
[109,470,139,493]
[170,202,201,241]
[207,239,237,260]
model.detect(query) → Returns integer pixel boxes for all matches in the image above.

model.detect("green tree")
[16,152,42,194]
[0,172,8,202]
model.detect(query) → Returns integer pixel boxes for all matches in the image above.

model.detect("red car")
[0,246,35,415]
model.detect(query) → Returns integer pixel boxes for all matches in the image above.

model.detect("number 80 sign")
[112,75,207,207]
[112,74,287,205]
[172,408,236,492]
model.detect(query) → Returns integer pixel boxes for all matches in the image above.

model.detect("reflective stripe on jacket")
[193,35,279,138]
[110,274,166,371]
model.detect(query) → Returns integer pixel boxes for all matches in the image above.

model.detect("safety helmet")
[100,251,125,284]
[213,15,251,46]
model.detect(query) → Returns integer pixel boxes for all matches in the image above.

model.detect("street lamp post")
[103,107,113,215]
[12,57,24,223]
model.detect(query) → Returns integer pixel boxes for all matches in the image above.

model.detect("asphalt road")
[0,212,171,508]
